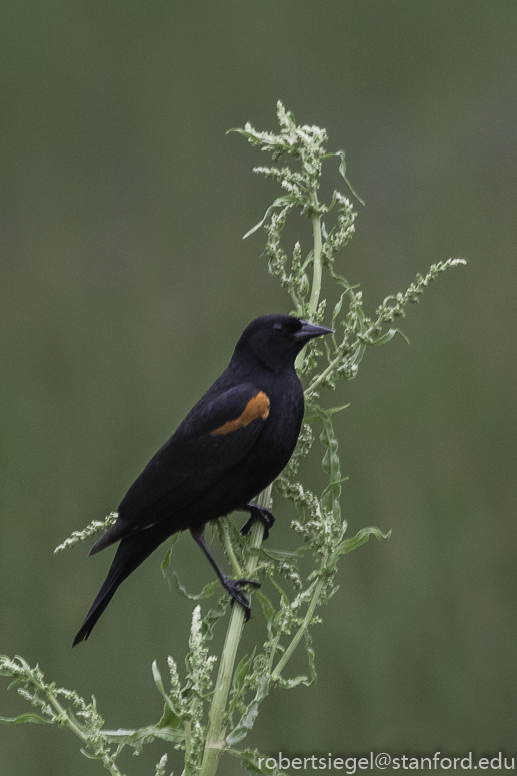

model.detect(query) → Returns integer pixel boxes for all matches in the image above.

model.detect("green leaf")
[102,725,185,748]
[268,575,291,606]
[335,526,391,559]
[256,546,307,563]
[152,660,166,696]
[171,571,218,601]
[152,661,183,728]
[226,710,259,746]
[320,477,348,502]
[160,534,180,587]
[256,589,276,628]
[200,598,229,640]
[304,404,349,423]
[243,196,298,239]
[371,327,410,347]
[0,713,49,725]
[335,150,365,206]
[275,674,309,689]
[156,705,183,731]
[79,748,102,761]
[305,629,317,686]
[332,289,347,331]
[317,406,342,522]
[226,675,269,746]
[350,340,367,368]
[232,648,257,695]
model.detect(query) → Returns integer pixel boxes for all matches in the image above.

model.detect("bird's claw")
[240,505,276,541]
[223,577,261,622]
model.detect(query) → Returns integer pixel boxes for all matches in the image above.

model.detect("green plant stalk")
[308,211,323,316]
[200,487,271,776]
[274,202,326,677]
[273,534,359,679]
[200,589,246,776]
[219,521,245,577]
[202,200,324,776]
[272,575,325,680]
[306,339,356,397]
[184,721,193,775]
[45,690,124,776]
[296,204,323,372]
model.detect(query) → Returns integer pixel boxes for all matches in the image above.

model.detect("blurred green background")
[1,1,516,773]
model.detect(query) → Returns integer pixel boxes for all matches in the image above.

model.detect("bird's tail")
[73,532,155,647]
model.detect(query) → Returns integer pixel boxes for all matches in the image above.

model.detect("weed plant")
[1,103,464,776]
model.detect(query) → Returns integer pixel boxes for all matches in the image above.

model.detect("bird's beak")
[294,320,334,342]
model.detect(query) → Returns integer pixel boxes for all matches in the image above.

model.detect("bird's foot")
[240,504,276,541]
[221,575,261,621]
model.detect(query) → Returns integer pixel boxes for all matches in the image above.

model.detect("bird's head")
[233,314,333,372]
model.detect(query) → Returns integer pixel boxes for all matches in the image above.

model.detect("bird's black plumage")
[73,314,332,645]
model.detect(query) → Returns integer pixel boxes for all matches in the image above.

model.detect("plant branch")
[308,211,323,316]
[272,576,325,680]
[200,487,271,776]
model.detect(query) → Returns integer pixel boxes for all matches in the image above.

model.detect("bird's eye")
[273,323,283,333]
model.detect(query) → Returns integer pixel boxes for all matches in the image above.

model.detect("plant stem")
[200,593,245,776]
[305,336,364,399]
[308,211,323,316]
[201,191,323,776]
[275,201,324,677]
[271,576,325,680]
[219,520,244,577]
[200,487,272,776]
[46,692,124,776]
[296,204,323,372]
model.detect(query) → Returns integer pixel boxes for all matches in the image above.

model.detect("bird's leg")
[239,503,276,541]
[190,526,260,621]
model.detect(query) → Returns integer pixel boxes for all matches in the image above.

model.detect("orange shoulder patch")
[210,391,270,436]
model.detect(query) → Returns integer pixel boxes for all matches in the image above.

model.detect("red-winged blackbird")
[73,314,332,646]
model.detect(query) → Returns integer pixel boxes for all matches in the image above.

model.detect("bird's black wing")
[90,382,270,552]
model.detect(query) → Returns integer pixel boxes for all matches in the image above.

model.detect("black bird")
[73,314,332,646]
